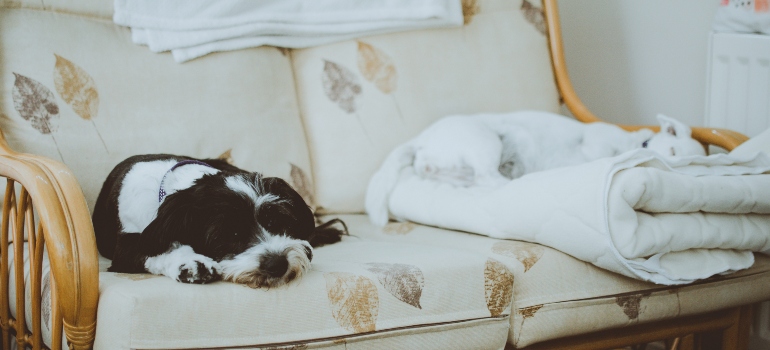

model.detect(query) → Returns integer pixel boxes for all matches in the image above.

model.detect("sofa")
[0,0,768,349]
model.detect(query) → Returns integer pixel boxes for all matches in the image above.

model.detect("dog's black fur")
[93,154,346,285]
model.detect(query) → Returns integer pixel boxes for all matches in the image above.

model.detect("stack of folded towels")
[113,0,464,62]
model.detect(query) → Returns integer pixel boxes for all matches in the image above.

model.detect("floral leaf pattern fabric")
[366,263,424,309]
[289,163,316,209]
[615,292,651,320]
[114,273,159,281]
[217,149,235,165]
[53,54,108,152]
[262,345,308,350]
[53,54,99,121]
[321,60,362,113]
[462,0,480,24]
[324,272,379,333]
[12,73,60,134]
[491,241,544,272]
[276,47,291,57]
[519,304,543,320]
[521,0,547,35]
[484,258,513,317]
[382,222,416,235]
[357,41,397,94]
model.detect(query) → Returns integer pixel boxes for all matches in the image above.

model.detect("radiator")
[705,31,770,350]
[705,32,770,137]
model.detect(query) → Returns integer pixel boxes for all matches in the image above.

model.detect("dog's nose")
[260,253,289,278]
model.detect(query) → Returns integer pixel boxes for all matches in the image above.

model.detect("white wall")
[557,0,719,127]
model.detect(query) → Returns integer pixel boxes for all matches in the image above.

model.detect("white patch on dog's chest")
[117,160,219,233]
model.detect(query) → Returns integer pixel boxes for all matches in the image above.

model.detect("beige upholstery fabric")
[328,215,770,348]
[10,237,512,349]
[0,8,312,211]
[291,0,560,214]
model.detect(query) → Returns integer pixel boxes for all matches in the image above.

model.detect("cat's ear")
[656,114,692,138]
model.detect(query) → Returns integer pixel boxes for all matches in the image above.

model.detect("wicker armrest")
[618,124,749,152]
[0,130,98,350]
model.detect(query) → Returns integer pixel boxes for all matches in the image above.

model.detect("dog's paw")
[176,256,220,284]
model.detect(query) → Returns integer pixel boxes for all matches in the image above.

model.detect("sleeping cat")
[365,111,706,226]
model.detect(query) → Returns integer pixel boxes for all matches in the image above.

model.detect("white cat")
[365,110,706,226]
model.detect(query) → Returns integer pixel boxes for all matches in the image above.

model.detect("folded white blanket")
[387,149,770,285]
[114,0,463,62]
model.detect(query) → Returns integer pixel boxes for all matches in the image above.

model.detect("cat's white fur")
[366,111,706,226]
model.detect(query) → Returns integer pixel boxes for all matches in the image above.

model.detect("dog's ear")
[656,114,692,138]
[308,218,348,248]
[262,176,315,218]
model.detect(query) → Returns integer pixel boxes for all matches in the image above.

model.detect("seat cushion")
[92,237,511,349]
[0,7,313,212]
[328,215,770,348]
[291,0,561,214]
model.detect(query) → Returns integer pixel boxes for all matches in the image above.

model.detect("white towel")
[386,149,770,285]
[114,0,464,62]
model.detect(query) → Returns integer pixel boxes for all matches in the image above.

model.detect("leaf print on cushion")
[12,73,59,134]
[518,304,543,319]
[53,54,108,153]
[12,73,64,161]
[615,292,651,320]
[357,42,404,121]
[53,55,98,120]
[324,272,379,333]
[462,0,480,25]
[382,222,416,235]
[321,60,373,143]
[217,149,235,165]
[521,0,547,35]
[484,258,513,317]
[366,263,424,309]
[357,41,397,94]
[263,345,308,350]
[321,60,362,114]
[114,273,159,281]
[289,163,316,210]
[491,241,544,272]
[276,47,291,57]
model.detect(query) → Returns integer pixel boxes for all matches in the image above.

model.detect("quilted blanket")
[386,149,770,285]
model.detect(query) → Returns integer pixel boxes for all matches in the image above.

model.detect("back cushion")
[292,0,561,214]
[0,4,313,212]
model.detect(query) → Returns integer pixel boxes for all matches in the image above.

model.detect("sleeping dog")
[93,154,346,288]
[366,111,707,226]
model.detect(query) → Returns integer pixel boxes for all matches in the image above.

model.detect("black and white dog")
[93,154,346,288]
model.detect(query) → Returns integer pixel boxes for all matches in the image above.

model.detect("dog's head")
[644,114,706,157]
[146,169,344,288]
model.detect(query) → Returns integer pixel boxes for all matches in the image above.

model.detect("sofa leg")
[721,305,754,350]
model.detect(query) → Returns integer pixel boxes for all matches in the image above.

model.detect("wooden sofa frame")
[0,0,755,349]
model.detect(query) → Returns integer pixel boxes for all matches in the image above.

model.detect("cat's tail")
[365,141,416,226]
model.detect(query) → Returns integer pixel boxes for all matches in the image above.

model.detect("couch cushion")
[328,214,770,348]
[291,0,561,214]
[93,237,510,349]
[0,8,313,211]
